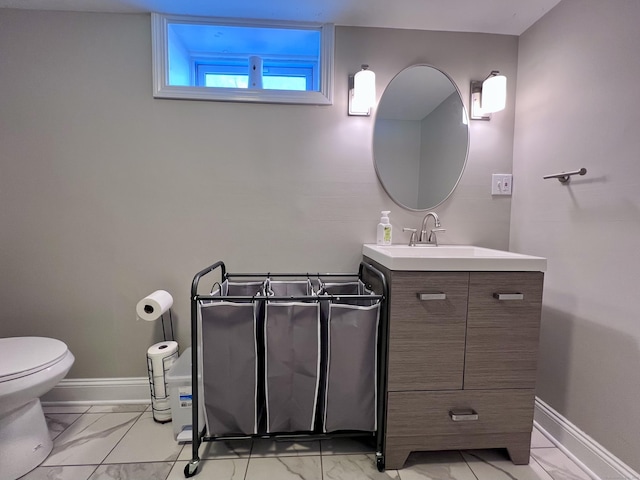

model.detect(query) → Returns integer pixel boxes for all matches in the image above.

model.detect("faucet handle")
[402,228,418,246]
[428,228,446,246]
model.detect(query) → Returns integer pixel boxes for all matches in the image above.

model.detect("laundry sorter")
[183,260,389,478]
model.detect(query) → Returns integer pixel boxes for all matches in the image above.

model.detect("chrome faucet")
[420,211,446,246]
[403,212,446,246]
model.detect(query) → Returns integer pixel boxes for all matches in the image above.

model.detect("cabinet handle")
[417,293,446,301]
[449,409,479,422]
[493,293,524,301]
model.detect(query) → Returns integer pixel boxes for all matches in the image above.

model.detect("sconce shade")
[352,67,376,113]
[481,74,506,113]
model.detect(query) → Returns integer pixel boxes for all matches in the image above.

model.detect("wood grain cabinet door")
[387,272,469,391]
[464,272,544,390]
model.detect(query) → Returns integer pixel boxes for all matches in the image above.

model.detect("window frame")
[151,13,334,105]
[195,62,315,91]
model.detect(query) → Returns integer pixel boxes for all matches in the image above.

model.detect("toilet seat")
[0,337,69,383]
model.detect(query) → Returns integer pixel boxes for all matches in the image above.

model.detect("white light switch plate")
[492,174,512,195]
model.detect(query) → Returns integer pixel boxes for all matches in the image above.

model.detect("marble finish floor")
[17,404,593,480]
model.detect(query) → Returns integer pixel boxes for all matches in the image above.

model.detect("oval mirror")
[373,65,469,211]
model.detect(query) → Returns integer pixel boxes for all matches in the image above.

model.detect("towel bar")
[543,167,587,184]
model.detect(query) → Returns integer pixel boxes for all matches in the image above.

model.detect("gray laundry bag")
[199,280,265,436]
[320,281,380,432]
[264,279,321,433]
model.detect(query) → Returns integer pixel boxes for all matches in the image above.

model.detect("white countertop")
[362,244,547,272]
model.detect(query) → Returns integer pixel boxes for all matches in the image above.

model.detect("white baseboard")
[41,377,151,405]
[534,397,639,480]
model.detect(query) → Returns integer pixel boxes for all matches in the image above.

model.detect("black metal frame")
[184,261,389,477]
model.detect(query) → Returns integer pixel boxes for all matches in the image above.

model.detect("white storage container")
[166,347,203,441]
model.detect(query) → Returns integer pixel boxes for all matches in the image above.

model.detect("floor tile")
[103,412,183,463]
[45,413,82,440]
[29,405,597,480]
[531,428,556,449]
[178,439,253,460]
[168,459,248,480]
[42,405,91,414]
[251,438,321,457]
[42,413,140,466]
[462,449,554,480]
[18,465,98,480]
[396,451,476,480]
[246,456,322,480]
[531,448,592,480]
[321,436,376,455]
[88,462,172,480]
[87,404,149,413]
[323,454,399,479]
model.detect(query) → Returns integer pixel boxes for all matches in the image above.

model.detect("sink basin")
[362,244,546,271]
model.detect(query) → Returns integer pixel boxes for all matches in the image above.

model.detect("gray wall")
[0,9,518,378]
[511,0,640,471]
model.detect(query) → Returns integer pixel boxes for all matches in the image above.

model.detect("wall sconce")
[470,71,507,120]
[348,65,376,116]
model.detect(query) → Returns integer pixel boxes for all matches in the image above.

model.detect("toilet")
[0,337,75,480]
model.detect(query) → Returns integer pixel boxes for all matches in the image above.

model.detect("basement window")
[151,14,334,105]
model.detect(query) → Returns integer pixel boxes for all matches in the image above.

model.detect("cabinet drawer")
[387,389,534,437]
[464,272,543,390]
[467,272,543,329]
[388,272,468,391]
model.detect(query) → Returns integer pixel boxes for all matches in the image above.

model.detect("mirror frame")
[372,64,470,212]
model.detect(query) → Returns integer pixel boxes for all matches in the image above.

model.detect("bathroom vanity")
[362,244,546,470]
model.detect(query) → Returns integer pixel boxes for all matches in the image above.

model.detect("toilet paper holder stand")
[160,309,175,343]
[147,340,179,424]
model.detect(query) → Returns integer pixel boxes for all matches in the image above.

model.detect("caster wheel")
[376,456,385,472]
[184,461,199,478]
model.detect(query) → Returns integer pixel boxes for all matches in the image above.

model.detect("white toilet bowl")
[0,337,75,480]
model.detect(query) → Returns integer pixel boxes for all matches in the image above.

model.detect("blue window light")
[152,14,334,105]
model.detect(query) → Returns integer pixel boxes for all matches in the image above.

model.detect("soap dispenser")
[377,211,392,245]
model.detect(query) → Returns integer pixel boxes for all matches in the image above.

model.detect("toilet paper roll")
[147,341,179,399]
[152,398,172,422]
[137,290,173,322]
